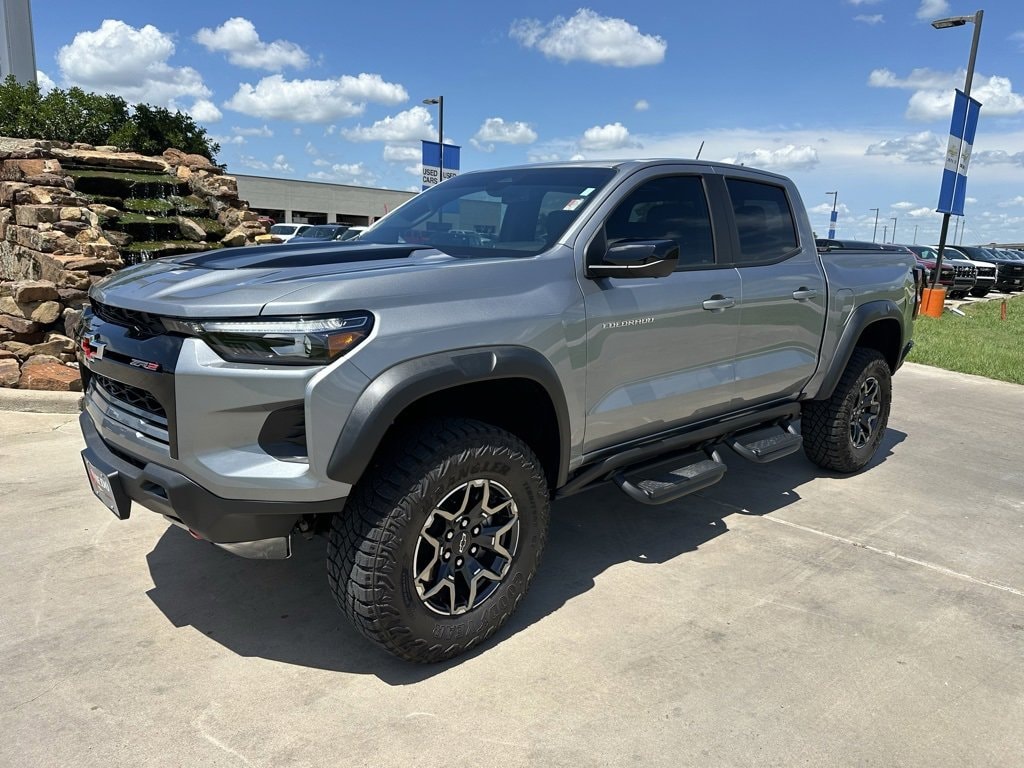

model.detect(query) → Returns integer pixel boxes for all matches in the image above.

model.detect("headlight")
[162,313,372,365]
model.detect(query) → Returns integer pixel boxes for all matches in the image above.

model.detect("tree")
[0,75,219,160]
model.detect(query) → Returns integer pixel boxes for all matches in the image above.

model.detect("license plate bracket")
[82,453,130,519]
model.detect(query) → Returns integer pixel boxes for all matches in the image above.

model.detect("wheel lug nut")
[472,526,481,535]
[470,545,478,555]
[460,519,469,528]
[443,550,451,561]
[455,557,464,567]
[445,531,454,541]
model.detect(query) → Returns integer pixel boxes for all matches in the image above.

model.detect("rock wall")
[0,137,268,391]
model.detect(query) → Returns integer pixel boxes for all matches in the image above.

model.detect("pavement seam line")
[760,514,1024,598]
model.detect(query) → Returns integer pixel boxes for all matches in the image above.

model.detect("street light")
[826,191,838,238]
[930,9,984,288]
[890,217,898,243]
[869,207,880,242]
[422,95,444,184]
[913,224,919,244]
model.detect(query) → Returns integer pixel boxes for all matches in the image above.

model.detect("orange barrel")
[920,286,946,318]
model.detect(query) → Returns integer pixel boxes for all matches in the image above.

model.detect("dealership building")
[235,174,417,227]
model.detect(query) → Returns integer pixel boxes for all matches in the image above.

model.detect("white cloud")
[809,202,852,216]
[998,196,1024,208]
[570,153,586,161]
[195,17,309,71]
[1013,31,1024,50]
[233,125,272,137]
[188,99,222,123]
[307,162,377,185]
[343,106,435,142]
[312,158,331,167]
[906,207,938,219]
[722,144,819,170]
[209,134,245,146]
[865,131,942,163]
[36,70,56,93]
[868,68,1024,120]
[224,73,408,122]
[973,149,1024,166]
[892,202,917,210]
[272,154,293,173]
[848,0,882,4]
[57,20,210,106]
[634,99,649,111]
[528,151,562,163]
[305,141,318,156]
[471,117,538,151]
[854,15,884,25]
[238,154,269,170]
[383,144,421,163]
[580,122,635,150]
[917,0,950,21]
[510,9,667,67]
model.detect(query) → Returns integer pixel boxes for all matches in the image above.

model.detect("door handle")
[702,295,735,312]
[792,288,818,301]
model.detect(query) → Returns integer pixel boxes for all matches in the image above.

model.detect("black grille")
[91,300,166,337]
[978,267,996,277]
[93,373,166,420]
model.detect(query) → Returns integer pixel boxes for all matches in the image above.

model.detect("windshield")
[270,224,298,235]
[298,225,344,240]
[359,167,617,257]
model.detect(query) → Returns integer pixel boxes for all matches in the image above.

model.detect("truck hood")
[90,242,446,317]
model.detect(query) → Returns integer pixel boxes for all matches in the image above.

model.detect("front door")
[579,173,742,455]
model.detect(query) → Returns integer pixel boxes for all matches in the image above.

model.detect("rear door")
[722,175,827,406]
[577,167,742,454]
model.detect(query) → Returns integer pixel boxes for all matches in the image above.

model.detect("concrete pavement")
[1,362,1022,767]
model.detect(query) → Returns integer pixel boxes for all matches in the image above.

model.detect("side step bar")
[613,449,727,505]
[725,423,803,464]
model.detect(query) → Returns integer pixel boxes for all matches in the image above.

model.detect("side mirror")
[587,240,679,279]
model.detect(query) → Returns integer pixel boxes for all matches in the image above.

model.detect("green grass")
[908,295,1024,384]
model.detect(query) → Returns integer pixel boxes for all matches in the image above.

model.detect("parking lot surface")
[2,362,1022,767]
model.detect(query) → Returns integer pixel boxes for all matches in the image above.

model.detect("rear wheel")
[327,418,550,663]
[969,287,990,298]
[801,348,892,473]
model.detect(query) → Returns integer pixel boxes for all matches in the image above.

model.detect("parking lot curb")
[0,388,83,414]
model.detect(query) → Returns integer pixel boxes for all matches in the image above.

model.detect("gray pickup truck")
[76,160,917,662]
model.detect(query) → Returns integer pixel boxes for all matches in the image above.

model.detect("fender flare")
[815,299,905,401]
[326,346,571,487]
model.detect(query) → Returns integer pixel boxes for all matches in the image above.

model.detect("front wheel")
[801,348,892,473]
[327,418,550,662]
[969,287,990,298]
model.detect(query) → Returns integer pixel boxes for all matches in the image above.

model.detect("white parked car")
[256,223,312,244]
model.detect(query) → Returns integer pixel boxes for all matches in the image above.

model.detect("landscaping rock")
[0,357,19,386]
[14,280,59,303]
[177,216,206,242]
[19,354,82,391]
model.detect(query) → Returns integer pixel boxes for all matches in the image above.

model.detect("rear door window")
[725,179,799,264]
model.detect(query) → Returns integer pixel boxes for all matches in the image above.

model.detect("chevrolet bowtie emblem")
[81,334,106,361]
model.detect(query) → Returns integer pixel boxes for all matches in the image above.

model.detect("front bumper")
[80,409,346,550]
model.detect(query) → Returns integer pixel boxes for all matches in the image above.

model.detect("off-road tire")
[969,287,990,298]
[801,348,892,473]
[327,418,550,663]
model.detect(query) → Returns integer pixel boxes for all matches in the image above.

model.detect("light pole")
[930,9,983,288]
[913,224,919,244]
[882,224,888,243]
[422,95,444,185]
[890,217,898,243]
[826,191,838,238]
[870,208,880,242]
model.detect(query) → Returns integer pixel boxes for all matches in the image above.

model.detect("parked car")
[287,223,351,244]
[906,245,978,299]
[959,245,1024,293]
[817,239,969,296]
[256,223,311,245]
[934,245,996,297]
[337,225,367,241]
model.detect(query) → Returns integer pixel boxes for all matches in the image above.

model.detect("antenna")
[695,140,704,160]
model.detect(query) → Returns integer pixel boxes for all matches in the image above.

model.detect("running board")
[613,450,727,505]
[726,424,802,464]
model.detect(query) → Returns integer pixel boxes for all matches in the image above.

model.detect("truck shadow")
[144,427,906,683]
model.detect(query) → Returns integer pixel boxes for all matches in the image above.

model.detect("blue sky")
[29,0,1024,243]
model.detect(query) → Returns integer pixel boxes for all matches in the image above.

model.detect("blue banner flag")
[421,141,461,190]
[937,90,982,217]
[827,210,838,239]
